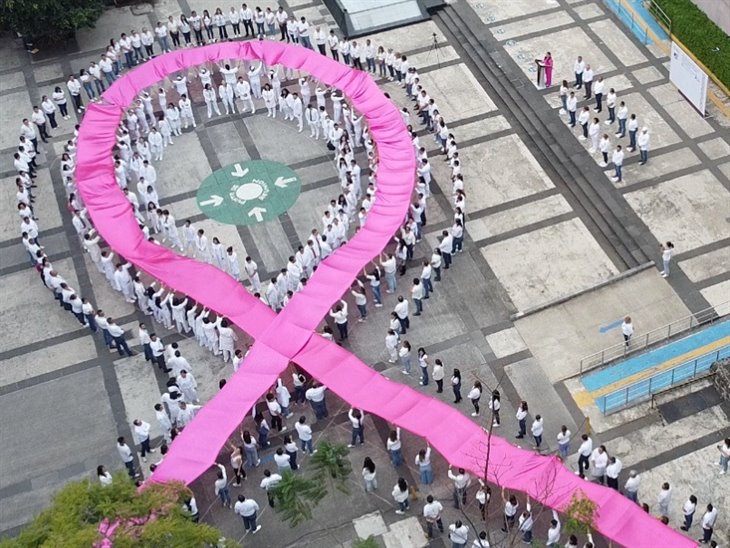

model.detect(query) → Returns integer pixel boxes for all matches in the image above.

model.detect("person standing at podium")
[542,52,553,87]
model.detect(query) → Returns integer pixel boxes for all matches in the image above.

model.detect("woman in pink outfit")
[543,52,553,87]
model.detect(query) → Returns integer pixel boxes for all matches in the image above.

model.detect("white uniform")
[226,251,241,281]
[244,259,261,292]
[235,80,255,113]
[218,83,236,115]
[178,97,195,128]
[177,372,199,403]
[218,325,238,362]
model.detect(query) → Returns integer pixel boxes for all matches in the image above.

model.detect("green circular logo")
[196,160,302,225]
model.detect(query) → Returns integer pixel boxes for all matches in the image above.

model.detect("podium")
[535,59,545,87]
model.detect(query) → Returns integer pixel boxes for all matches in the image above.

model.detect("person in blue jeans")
[254,413,270,448]
[417,348,429,386]
[214,464,231,507]
[348,408,365,447]
[451,368,462,404]
[387,428,402,466]
[415,446,433,484]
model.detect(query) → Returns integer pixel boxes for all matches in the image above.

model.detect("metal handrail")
[597,344,730,414]
[643,0,672,34]
[602,0,650,45]
[579,300,730,375]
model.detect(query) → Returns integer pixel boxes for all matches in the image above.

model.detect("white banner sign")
[669,41,709,114]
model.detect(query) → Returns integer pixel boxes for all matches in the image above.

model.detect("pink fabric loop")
[75,43,693,548]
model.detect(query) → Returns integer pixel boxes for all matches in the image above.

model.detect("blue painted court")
[583,320,730,393]
[603,0,669,46]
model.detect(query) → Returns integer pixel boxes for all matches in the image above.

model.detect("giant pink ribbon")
[75,42,693,547]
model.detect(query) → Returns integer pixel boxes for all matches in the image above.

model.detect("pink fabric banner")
[75,43,693,548]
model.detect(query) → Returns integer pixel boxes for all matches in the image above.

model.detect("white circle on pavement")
[235,182,264,202]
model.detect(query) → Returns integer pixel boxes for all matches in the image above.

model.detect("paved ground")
[0,0,729,546]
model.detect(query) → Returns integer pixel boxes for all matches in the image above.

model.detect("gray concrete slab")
[466,194,573,241]
[0,336,97,388]
[467,0,560,24]
[624,170,730,252]
[491,10,575,41]
[648,84,714,138]
[415,63,498,121]
[0,90,33,150]
[588,19,648,67]
[678,247,730,283]
[617,147,701,187]
[451,135,554,211]
[514,268,691,382]
[700,280,730,316]
[244,114,330,165]
[698,137,730,161]
[481,218,619,313]
[0,367,116,489]
[154,131,212,198]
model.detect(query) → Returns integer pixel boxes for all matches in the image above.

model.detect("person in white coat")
[114,262,136,303]
[235,76,255,114]
[218,80,236,115]
[154,402,173,443]
[248,62,262,98]
[203,83,221,118]
[290,92,303,132]
[262,83,276,117]
[637,127,650,165]
[148,127,164,161]
[177,370,199,403]
[165,103,182,136]
[588,117,601,154]
[226,247,241,281]
[178,94,196,129]
[83,229,104,273]
[242,256,260,292]
[218,318,238,362]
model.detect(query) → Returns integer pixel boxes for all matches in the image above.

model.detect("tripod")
[424,32,442,68]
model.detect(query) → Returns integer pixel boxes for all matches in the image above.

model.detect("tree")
[0,474,234,548]
[0,0,104,41]
[269,471,327,527]
[563,489,598,536]
[270,441,353,528]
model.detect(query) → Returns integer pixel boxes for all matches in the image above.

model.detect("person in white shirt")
[448,466,471,508]
[275,7,288,41]
[31,106,50,142]
[605,456,622,490]
[577,106,590,141]
[449,520,469,547]
[240,3,254,37]
[106,318,134,357]
[213,463,231,507]
[218,80,235,115]
[297,17,312,49]
[700,503,717,543]
[531,415,544,448]
[680,494,698,531]
[546,510,561,546]
[624,470,640,502]
[132,419,154,461]
[605,87,617,125]
[583,64,594,99]
[657,482,672,519]
[66,74,84,112]
[637,127,650,165]
[574,56,585,88]
[177,370,199,403]
[295,416,315,454]
[557,425,571,459]
[97,465,113,486]
[589,445,608,484]
[621,315,633,346]
[588,117,601,153]
[391,477,410,514]
[423,495,444,539]
[117,436,137,478]
[616,101,628,137]
[260,469,282,507]
[576,434,593,477]
[327,29,339,60]
[305,383,328,419]
[314,25,327,55]
[611,144,624,183]
[329,300,348,341]
[593,76,605,112]
[234,494,261,534]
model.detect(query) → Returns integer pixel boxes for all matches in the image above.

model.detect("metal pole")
[671,367,675,386]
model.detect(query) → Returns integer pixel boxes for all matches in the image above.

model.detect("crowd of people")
[7,8,722,548]
[556,54,652,184]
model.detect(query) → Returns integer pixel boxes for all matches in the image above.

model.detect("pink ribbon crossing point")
[75,42,693,548]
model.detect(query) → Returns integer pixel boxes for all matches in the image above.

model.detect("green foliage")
[0,0,104,40]
[269,442,353,529]
[353,535,380,548]
[563,490,598,536]
[0,474,231,548]
[270,470,327,527]
[654,0,730,88]
[310,440,352,495]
